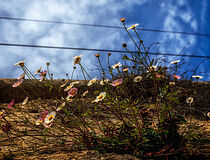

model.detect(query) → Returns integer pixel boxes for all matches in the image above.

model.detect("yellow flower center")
[48,115,54,121]
[115,82,119,85]
[98,95,103,99]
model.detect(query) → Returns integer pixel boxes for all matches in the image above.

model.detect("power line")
[0,42,209,59]
[0,16,210,37]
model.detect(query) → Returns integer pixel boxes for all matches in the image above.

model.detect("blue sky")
[0,0,209,80]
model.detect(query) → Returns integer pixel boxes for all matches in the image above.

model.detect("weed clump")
[0,18,208,160]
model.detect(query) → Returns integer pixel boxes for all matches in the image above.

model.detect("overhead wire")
[0,16,210,37]
[0,42,209,59]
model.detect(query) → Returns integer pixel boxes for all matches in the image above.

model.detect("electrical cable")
[0,42,209,59]
[0,16,210,37]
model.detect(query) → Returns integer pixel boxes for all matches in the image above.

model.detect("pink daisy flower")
[39,110,49,121]
[172,75,181,80]
[111,78,123,87]
[68,87,78,97]
[156,75,161,78]
[12,79,23,87]
[17,73,25,80]
[8,99,15,109]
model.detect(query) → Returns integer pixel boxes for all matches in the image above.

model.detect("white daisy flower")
[207,112,210,118]
[112,62,122,69]
[44,111,56,124]
[170,60,180,64]
[192,75,203,79]
[14,60,26,67]
[186,97,194,104]
[92,92,106,103]
[72,55,82,65]
[127,23,139,30]
[81,91,89,97]
[64,85,73,92]
[56,102,66,112]
[35,119,43,126]
[99,79,109,85]
[60,83,66,88]
[22,97,29,105]
[70,81,80,86]
[87,77,97,86]
[133,76,142,82]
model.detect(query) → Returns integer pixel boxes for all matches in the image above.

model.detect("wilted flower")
[12,79,23,87]
[22,97,29,105]
[170,60,180,64]
[111,78,123,86]
[120,18,125,22]
[92,92,106,103]
[169,81,175,85]
[127,23,139,30]
[44,111,56,124]
[34,67,42,74]
[186,97,194,104]
[81,90,89,97]
[0,110,5,119]
[14,60,26,67]
[108,52,111,56]
[172,75,181,80]
[100,79,109,85]
[46,62,50,66]
[95,53,100,57]
[112,62,122,69]
[87,77,97,86]
[8,99,15,109]
[73,55,82,65]
[68,87,78,97]
[123,68,129,72]
[192,75,203,79]
[122,43,127,48]
[39,70,47,82]
[56,102,66,112]
[2,123,11,133]
[40,70,47,77]
[134,76,142,82]
[17,73,25,80]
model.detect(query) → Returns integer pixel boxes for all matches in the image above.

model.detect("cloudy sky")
[0,0,209,80]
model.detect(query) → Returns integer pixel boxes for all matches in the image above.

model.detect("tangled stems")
[122,22,150,69]
[96,56,106,80]
[133,29,151,64]
[107,54,114,79]
[78,63,91,80]
[71,67,76,80]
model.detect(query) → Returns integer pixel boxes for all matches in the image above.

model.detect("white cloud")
[159,0,197,58]
[0,0,148,79]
